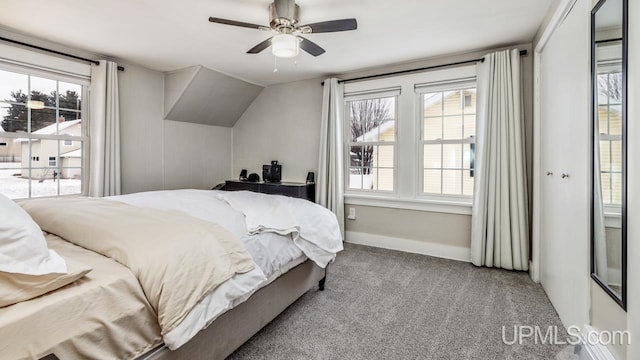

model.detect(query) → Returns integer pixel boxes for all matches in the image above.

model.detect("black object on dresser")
[225,180,315,202]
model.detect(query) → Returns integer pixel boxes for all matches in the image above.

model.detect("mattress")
[0,234,163,360]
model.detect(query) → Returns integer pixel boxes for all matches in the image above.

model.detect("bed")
[0,189,342,359]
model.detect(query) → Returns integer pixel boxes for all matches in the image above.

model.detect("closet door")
[538,0,591,328]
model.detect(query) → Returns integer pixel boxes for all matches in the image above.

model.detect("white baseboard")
[345,231,470,262]
[578,325,618,360]
[529,260,540,282]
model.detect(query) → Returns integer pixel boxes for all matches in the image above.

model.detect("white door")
[538,0,591,328]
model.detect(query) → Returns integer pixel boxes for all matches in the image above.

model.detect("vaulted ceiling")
[0,0,555,86]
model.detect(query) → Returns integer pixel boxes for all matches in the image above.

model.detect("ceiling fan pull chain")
[273,56,278,73]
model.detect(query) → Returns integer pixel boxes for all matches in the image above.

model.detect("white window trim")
[0,42,91,81]
[416,81,477,199]
[341,65,477,214]
[344,91,399,195]
[0,60,89,199]
[345,194,471,215]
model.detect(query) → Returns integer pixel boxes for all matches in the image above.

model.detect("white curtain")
[89,60,121,197]
[593,125,608,281]
[471,49,529,271]
[317,78,345,237]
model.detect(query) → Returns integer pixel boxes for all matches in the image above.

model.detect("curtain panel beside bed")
[89,60,121,197]
[317,78,345,237]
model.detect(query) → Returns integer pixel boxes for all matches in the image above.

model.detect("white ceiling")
[0,0,555,86]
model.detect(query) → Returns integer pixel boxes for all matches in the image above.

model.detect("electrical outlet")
[347,207,356,220]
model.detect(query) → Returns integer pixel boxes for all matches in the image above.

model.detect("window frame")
[0,63,89,199]
[593,48,623,228]
[341,66,478,214]
[343,90,399,195]
[415,80,477,203]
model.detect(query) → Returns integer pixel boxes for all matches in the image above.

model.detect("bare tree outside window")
[598,72,622,103]
[347,96,396,191]
[349,98,392,175]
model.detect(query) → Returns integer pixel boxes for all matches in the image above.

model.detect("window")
[597,70,622,205]
[345,92,397,192]
[0,66,87,199]
[419,85,477,197]
[342,66,477,213]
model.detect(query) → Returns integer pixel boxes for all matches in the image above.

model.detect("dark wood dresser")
[224,180,315,202]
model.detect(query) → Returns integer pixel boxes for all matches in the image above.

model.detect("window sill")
[344,194,472,215]
[604,212,621,229]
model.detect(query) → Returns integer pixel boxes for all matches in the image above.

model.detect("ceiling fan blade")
[247,37,274,54]
[298,36,326,56]
[300,18,357,33]
[209,17,266,30]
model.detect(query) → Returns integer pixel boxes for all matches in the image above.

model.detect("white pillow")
[0,194,67,275]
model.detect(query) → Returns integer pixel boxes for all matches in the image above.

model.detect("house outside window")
[0,66,88,199]
[418,83,477,198]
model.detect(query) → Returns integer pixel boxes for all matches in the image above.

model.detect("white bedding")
[108,190,306,278]
[108,189,320,349]
[214,190,344,268]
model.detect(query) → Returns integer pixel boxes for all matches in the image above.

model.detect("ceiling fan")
[208,0,357,58]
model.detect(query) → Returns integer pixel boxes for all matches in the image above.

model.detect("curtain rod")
[0,36,125,72]
[322,49,527,86]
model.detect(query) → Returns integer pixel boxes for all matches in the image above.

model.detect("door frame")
[531,0,580,283]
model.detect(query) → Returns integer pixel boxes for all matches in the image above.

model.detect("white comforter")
[108,189,343,349]
[111,189,343,268]
[213,190,343,268]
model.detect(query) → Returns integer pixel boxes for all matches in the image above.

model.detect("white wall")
[118,62,165,193]
[232,78,323,182]
[118,62,232,194]
[163,120,231,190]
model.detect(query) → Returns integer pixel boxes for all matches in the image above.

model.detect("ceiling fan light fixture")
[272,34,299,58]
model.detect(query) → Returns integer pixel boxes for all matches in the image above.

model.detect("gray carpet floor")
[229,243,575,360]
